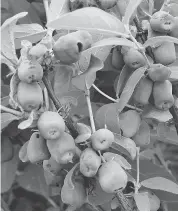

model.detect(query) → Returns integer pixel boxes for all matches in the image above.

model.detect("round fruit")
[18,60,43,83]
[98,160,128,193]
[53,30,92,64]
[61,178,86,208]
[148,64,171,82]
[29,43,48,60]
[169,17,178,38]
[80,148,101,177]
[37,111,65,140]
[17,81,43,112]
[153,80,174,110]
[119,110,141,138]
[90,128,114,151]
[1,136,14,163]
[47,132,76,164]
[27,132,50,164]
[123,48,146,70]
[132,77,153,105]
[99,0,118,10]
[150,11,176,33]
[153,42,176,66]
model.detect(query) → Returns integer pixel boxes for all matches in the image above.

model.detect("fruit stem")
[42,74,79,138]
[85,89,96,133]
[92,84,142,112]
[135,147,140,193]
[43,0,50,24]
[43,87,49,110]
[0,105,23,117]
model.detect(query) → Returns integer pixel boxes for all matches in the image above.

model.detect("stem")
[169,105,178,135]
[85,89,96,133]
[92,84,142,112]
[135,147,140,193]
[42,74,79,138]
[43,87,49,110]
[0,105,23,117]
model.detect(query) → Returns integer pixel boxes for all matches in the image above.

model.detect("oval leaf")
[47,7,127,37]
[18,110,35,130]
[117,66,147,113]
[134,192,150,211]
[141,177,178,195]
[123,0,143,25]
[19,141,29,162]
[144,36,178,48]
[76,122,91,135]
[63,163,80,190]
[1,112,20,130]
[1,12,28,64]
[75,133,91,144]
[103,152,131,170]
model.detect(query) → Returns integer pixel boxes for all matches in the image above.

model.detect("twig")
[135,147,140,193]
[47,197,59,208]
[42,74,79,138]
[0,105,23,117]
[43,0,50,23]
[92,84,142,112]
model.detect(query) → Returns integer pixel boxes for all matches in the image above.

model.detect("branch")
[42,74,79,139]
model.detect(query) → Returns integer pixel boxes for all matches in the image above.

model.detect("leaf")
[87,37,137,52]
[1,96,10,107]
[76,122,91,135]
[142,104,173,122]
[1,113,20,130]
[63,163,80,190]
[110,197,120,210]
[72,55,104,91]
[143,36,178,48]
[75,133,91,144]
[134,192,150,211]
[48,0,70,22]
[18,110,35,130]
[47,7,127,37]
[112,134,137,160]
[103,152,131,170]
[117,66,147,113]
[19,141,29,163]
[88,178,113,206]
[1,12,28,65]
[9,73,21,110]
[169,66,178,81]
[141,177,178,195]
[1,54,16,73]
[115,65,133,98]
[13,23,45,38]
[95,103,120,134]
[15,31,47,49]
[123,0,142,25]
[53,64,73,96]
[1,145,20,193]
[17,163,49,197]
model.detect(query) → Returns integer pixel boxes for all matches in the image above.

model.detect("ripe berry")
[37,111,65,140]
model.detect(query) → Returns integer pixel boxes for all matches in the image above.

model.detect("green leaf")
[1,54,16,73]
[72,55,104,91]
[123,0,142,25]
[18,110,35,130]
[134,192,150,211]
[63,163,80,190]
[117,66,147,113]
[103,152,131,170]
[110,197,120,210]
[142,104,173,122]
[1,145,20,193]
[1,96,10,107]
[19,141,29,163]
[48,0,70,22]
[115,65,133,98]
[143,36,178,48]
[141,177,178,195]
[95,103,120,134]
[112,134,137,160]
[75,133,91,144]
[76,122,91,135]
[1,112,20,130]
[1,12,27,65]
[16,163,49,197]
[53,64,73,97]
[47,7,127,37]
